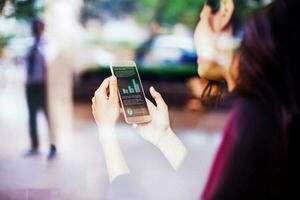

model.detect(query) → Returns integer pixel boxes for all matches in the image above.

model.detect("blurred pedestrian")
[25,18,56,159]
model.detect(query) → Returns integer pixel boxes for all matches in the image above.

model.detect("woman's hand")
[92,76,120,127]
[136,86,172,146]
[137,86,188,170]
[92,76,130,182]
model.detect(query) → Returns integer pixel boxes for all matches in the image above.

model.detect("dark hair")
[31,18,45,38]
[236,0,299,193]
[236,0,299,130]
[200,80,228,108]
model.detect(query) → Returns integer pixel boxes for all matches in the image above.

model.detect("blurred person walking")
[25,18,56,159]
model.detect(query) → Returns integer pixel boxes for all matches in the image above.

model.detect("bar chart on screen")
[121,79,141,94]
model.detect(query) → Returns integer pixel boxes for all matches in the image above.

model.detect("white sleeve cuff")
[156,128,188,171]
[98,125,130,183]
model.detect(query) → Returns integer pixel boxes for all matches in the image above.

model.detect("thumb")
[202,4,212,20]
[109,76,118,102]
[150,86,167,110]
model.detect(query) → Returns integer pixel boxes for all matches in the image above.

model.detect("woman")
[92,0,298,198]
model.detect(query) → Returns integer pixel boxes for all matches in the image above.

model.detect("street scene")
[1,0,295,199]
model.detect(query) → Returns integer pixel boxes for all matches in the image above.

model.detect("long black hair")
[236,0,299,136]
[236,0,299,193]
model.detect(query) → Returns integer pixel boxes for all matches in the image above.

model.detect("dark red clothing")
[201,98,287,199]
[202,109,238,199]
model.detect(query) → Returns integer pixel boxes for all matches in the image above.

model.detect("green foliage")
[153,0,205,27]
[81,0,269,28]
[134,0,267,28]
[1,0,43,20]
[0,33,13,49]
[152,0,267,28]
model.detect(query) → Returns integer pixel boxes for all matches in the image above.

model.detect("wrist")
[98,123,116,141]
[98,122,116,129]
[156,127,188,170]
[156,126,173,147]
[97,123,130,183]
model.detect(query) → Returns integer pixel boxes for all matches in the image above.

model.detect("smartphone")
[110,61,151,124]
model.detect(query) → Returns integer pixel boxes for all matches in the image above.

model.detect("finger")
[120,108,123,114]
[91,105,95,114]
[95,77,110,99]
[109,76,118,102]
[92,97,95,104]
[149,86,167,110]
[202,4,212,20]
[145,98,156,114]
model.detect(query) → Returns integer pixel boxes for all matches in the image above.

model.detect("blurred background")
[0,0,268,199]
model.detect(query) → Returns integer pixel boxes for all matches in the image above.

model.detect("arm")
[137,87,188,170]
[92,76,129,183]
[98,124,129,182]
[155,127,188,171]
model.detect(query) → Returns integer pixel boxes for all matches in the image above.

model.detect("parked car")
[136,34,197,66]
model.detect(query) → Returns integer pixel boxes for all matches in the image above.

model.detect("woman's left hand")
[135,86,172,146]
[92,76,120,126]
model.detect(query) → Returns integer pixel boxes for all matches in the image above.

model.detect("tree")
[1,0,43,20]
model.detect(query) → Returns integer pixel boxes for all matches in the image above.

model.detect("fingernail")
[112,76,117,81]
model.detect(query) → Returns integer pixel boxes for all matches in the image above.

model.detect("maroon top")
[201,109,238,199]
[200,98,287,199]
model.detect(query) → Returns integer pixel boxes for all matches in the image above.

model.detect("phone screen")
[112,66,149,117]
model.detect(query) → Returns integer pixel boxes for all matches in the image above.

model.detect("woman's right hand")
[135,86,172,146]
[92,76,120,128]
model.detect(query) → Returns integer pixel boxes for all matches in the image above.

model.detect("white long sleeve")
[98,124,129,183]
[155,128,188,171]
